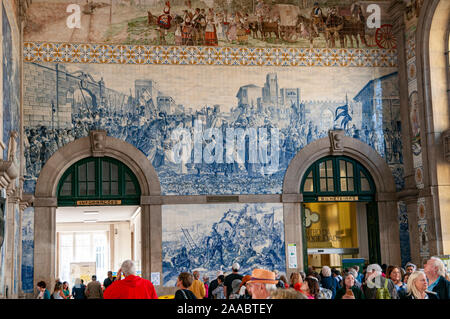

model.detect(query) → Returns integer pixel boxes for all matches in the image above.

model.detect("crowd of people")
[36,257,449,300]
[175,257,450,300]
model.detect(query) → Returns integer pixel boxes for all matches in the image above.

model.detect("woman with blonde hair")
[52,282,66,299]
[289,272,302,291]
[401,271,438,299]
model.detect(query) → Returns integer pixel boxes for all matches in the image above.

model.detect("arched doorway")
[282,130,401,275]
[33,131,161,291]
[300,155,380,271]
[55,157,142,284]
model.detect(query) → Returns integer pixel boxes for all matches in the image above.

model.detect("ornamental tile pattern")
[24,42,398,68]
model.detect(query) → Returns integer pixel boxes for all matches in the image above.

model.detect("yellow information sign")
[318,196,359,202]
[76,200,122,206]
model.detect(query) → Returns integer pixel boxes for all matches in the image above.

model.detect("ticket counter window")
[300,156,380,270]
[304,202,359,270]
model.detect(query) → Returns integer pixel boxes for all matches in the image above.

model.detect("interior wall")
[56,221,132,277]
[16,0,424,296]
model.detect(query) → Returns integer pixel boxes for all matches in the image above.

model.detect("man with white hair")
[224,262,243,299]
[247,269,278,299]
[362,264,398,299]
[424,257,450,299]
[320,266,338,299]
[103,260,158,299]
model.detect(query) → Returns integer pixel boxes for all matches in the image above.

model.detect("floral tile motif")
[24,42,398,68]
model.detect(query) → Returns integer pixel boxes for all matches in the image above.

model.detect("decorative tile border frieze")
[24,42,398,68]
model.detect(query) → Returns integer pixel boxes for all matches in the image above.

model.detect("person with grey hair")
[320,266,338,299]
[103,260,158,299]
[424,257,450,299]
[362,264,398,299]
[189,270,206,299]
[247,269,278,299]
[348,268,362,288]
[405,262,417,276]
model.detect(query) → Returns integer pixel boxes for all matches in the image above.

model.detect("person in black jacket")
[207,271,223,299]
[175,272,197,299]
[424,257,450,299]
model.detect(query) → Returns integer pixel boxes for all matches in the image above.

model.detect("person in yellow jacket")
[189,270,206,299]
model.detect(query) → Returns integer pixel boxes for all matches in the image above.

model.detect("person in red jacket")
[103,260,158,299]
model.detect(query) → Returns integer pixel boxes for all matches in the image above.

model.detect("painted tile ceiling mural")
[24,0,396,49]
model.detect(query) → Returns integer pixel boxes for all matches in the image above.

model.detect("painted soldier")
[157,1,173,44]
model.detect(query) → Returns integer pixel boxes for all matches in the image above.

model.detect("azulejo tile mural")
[162,203,285,286]
[3,3,21,162]
[24,42,398,67]
[24,0,395,49]
[23,62,404,195]
[21,208,34,294]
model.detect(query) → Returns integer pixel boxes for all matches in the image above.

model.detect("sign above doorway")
[76,200,122,206]
[318,196,359,202]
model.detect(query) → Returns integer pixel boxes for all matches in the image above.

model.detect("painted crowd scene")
[162,203,285,287]
[22,63,404,195]
[24,0,396,49]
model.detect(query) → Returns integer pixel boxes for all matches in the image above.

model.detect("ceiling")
[56,205,140,224]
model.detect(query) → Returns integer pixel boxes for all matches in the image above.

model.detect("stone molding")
[443,129,450,163]
[19,194,34,211]
[329,129,345,155]
[89,130,107,157]
[0,160,19,190]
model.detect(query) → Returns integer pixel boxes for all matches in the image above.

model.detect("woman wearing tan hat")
[246,269,278,299]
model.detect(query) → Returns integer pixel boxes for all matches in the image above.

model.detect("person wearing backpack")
[320,266,338,299]
[362,264,398,299]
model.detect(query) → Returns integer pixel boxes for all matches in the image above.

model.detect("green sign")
[342,258,366,273]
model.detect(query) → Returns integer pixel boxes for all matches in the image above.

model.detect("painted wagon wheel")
[375,24,397,49]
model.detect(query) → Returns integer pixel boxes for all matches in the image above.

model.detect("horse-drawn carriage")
[334,2,397,49]
[254,2,396,49]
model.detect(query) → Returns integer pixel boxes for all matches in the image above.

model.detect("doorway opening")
[55,156,142,287]
[300,156,380,272]
[55,205,142,286]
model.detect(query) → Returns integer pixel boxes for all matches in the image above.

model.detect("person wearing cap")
[247,269,278,299]
[224,263,243,299]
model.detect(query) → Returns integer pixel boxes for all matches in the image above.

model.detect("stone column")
[390,0,420,265]
[377,194,402,266]
[282,194,304,279]
[33,197,57,297]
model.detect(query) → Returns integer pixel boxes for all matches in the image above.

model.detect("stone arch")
[415,0,450,256]
[281,131,400,274]
[33,132,161,292]
[283,134,396,195]
[35,132,161,198]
